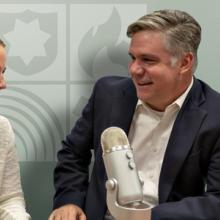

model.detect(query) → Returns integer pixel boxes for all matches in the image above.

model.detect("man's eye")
[129,56,135,61]
[2,67,6,74]
[143,59,156,63]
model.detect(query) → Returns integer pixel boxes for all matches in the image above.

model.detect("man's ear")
[180,52,194,75]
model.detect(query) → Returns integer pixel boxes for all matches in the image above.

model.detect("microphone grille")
[101,127,129,152]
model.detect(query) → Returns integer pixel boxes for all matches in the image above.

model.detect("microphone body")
[101,127,143,206]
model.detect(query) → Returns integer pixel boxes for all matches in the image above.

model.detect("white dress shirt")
[128,78,193,207]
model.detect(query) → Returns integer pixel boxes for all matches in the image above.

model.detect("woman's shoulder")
[0,115,11,130]
[0,115,14,146]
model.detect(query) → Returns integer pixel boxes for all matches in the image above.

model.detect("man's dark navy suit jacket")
[53,76,220,220]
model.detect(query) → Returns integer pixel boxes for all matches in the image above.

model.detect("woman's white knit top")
[0,116,31,220]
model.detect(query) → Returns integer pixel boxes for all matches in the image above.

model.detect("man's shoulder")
[197,79,220,99]
[93,75,136,98]
[193,79,220,114]
[95,76,134,91]
[95,75,132,87]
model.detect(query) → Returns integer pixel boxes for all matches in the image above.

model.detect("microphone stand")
[106,178,152,220]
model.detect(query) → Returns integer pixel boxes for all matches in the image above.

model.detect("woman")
[0,39,31,219]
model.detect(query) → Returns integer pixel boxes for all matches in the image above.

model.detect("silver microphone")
[101,127,143,206]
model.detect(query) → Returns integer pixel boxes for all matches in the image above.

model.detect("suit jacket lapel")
[159,79,207,203]
[109,78,138,134]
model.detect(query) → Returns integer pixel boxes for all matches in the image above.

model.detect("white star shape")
[4,18,50,65]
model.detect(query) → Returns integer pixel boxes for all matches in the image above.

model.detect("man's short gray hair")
[127,9,201,72]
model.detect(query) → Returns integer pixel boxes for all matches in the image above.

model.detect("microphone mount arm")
[106,178,152,220]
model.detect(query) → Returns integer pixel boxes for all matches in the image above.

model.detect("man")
[49,10,220,220]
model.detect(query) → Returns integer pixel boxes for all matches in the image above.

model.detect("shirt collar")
[136,77,194,111]
[172,77,193,109]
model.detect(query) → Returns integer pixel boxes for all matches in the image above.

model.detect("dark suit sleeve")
[53,85,95,210]
[152,136,220,220]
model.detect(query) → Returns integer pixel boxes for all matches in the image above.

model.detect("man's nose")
[129,61,144,75]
